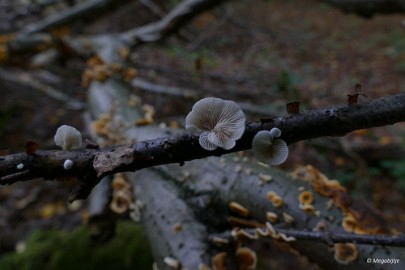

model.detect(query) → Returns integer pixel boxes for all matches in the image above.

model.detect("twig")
[212,228,405,247]
[4,0,230,61]
[0,68,84,110]
[131,77,199,99]
[18,0,128,36]
[131,77,276,115]
[122,0,229,45]
[140,0,166,17]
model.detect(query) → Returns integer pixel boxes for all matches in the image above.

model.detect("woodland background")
[0,0,405,269]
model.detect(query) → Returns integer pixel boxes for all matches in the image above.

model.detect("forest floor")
[0,0,404,267]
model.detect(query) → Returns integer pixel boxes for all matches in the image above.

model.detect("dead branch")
[18,0,128,36]
[212,228,405,247]
[150,155,404,270]
[0,68,84,110]
[2,0,230,62]
[1,93,404,186]
[131,77,199,99]
[122,0,230,44]
[132,169,212,269]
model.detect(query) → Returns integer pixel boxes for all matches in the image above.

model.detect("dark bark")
[213,228,405,247]
[321,0,405,17]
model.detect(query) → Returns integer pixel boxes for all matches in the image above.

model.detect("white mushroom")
[185,97,245,150]
[54,125,82,150]
[16,163,24,170]
[63,159,74,170]
[269,127,282,138]
[252,130,288,165]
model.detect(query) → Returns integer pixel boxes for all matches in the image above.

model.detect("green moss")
[0,221,153,270]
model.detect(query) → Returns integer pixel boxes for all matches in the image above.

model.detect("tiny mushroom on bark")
[16,163,24,170]
[63,159,74,170]
[252,128,289,165]
[334,243,358,264]
[235,247,257,270]
[186,97,246,150]
[54,125,82,150]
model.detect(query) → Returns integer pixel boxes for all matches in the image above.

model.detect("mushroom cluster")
[252,128,288,165]
[186,97,246,151]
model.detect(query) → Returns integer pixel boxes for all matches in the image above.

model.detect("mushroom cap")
[334,243,358,264]
[269,127,282,138]
[54,125,82,150]
[252,130,289,165]
[186,97,245,150]
[63,159,74,170]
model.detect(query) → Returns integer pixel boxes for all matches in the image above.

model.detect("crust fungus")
[342,215,357,233]
[199,263,212,270]
[334,243,358,265]
[163,257,180,269]
[212,252,227,270]
[258,173,272,183]
[313,220,328,232]
[54,125,82,150]
[266,191,283,208]
[252,129,288,165]
[299,203,315,214]
[231,228,258,241]
[266,212,278,223]
[112,173,131,191]
[282,212,294,224]
[211,236,230,246]
[229,202,249,217]
[172,223,182,233]
[291,165,345,197]
[265,222,296,242]
[235,247,257,270]
[298,191,314,205]
[110,190,132,214]
[185,97,246,150]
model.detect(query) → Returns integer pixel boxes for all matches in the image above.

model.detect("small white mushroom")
[252,130,289,165]
[54,125,82,150]
[16,163,24,170]
[185,97,245,150]
[63,159,74,170]
[269,127,282,138]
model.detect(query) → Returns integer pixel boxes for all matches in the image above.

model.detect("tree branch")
[122,0,230,44]
[1,0,230,62]
[1,93,404,185]
[212,228,405,247]
[18,0,128,36]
